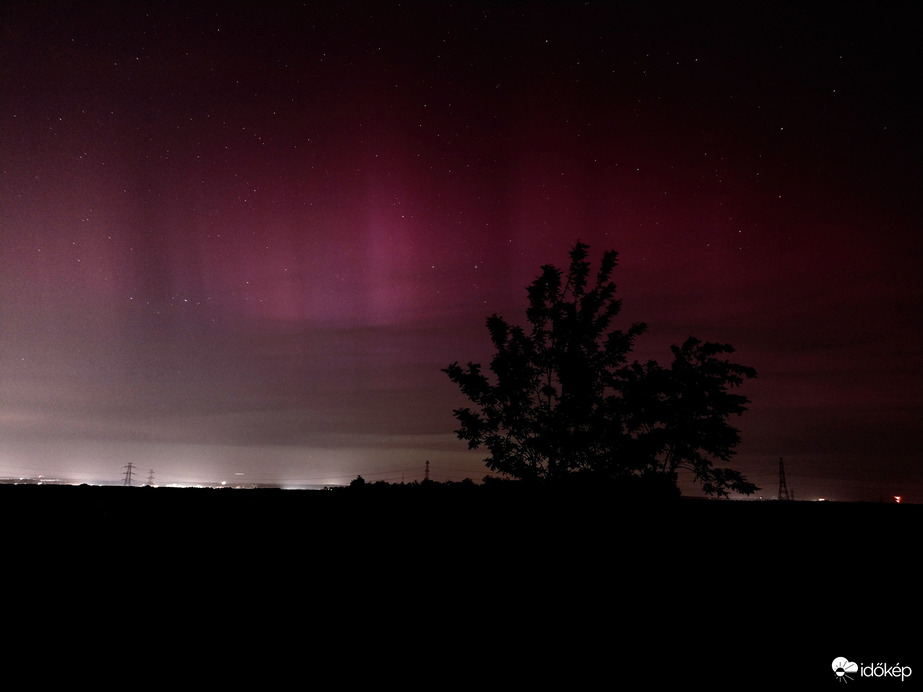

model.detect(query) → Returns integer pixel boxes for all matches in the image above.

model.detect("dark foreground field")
[3,482,918,685]
[3,480,915,542]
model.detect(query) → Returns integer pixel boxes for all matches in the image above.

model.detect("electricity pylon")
[778,457,790,501]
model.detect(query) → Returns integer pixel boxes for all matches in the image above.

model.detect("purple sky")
[2,2,921,500]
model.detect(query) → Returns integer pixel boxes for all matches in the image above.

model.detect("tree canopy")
[443,242,758,497]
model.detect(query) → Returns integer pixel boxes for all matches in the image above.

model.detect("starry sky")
[2,1,921,500]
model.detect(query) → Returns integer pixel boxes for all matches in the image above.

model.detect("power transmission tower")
[778,457,790,501]
[424,460,430,482]
[146,469,155,487]
[122,462,136,487]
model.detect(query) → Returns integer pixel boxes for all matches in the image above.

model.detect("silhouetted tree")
[444,242,758,497]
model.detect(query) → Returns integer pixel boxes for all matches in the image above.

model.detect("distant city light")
[894,496,902,503]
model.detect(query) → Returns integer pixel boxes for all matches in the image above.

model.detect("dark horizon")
[2,2,921,502]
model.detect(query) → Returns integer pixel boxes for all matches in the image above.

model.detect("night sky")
[2,1,920,500]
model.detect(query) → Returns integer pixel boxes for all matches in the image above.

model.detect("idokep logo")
[832,657,912,683]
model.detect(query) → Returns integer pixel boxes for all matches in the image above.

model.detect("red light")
[894,496,902,503]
